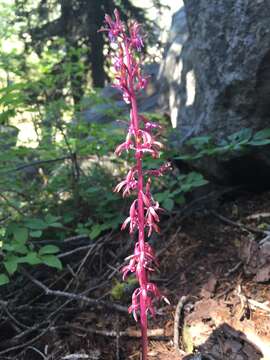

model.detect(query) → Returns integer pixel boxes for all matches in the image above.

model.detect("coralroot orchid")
[100,9,170,359]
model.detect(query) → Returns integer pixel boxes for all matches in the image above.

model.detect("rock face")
[160,1,270,185]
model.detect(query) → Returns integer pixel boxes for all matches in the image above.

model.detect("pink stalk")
[100,10,170,359]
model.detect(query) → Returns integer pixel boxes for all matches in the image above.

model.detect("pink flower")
[121,199,138,233]
[128,287,141,321]
[102,10,171,360]
[129,22,144,51]
[102,9,125,42]
[114,167,138,196]
[145,162,172,177]
[144,196,162,237]
[114,131,134,156]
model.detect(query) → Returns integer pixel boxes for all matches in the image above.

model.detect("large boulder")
[159,2,270,186]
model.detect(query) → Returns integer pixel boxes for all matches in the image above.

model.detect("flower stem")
[128,53,148,360]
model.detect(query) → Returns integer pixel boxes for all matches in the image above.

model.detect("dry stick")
[63,233,111,293]
[116,315,120,360]
[21,268,127,314]
[77,233,111,275]
[2,156,71,174]
[0,300,29,330]
[225,261,243,277]
[0,323,51,356]
[156,224,182,259]
[4,298,79,355]
[25,346,47,360]
[58,243,95,258]
[64,234,90,243]
[2,279,116,354]
[211,210,265,235]
[174,296,192,355]
[236,285,270,313]
[1,294,69,348]
[56,324,169,339]
[247,298,270,313]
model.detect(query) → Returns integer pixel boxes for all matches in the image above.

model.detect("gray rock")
[183,0,270,138]
[160,2,270,185]
[80,101,128,124]
[79,62,161,125]
[158,7,192,131]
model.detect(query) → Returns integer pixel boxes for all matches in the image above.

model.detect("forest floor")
[1,188,270,360]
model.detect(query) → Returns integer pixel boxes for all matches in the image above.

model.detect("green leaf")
[48,222,63,228]
[176,195,186,205]
[2,243,14,252]
[12,242,28,254]
[89,224,102,240]
[186,136,212,148]
[45,214,60,224]
[0,274,9,286]
[25,218,48,230]
[163,198,174,211]
[41,255,62,270]
[228,128,252,144]
[155,191,170,202]
[21,252,42,265]
[4,256,19,275]
[13,227,28,243]
[39,245,60,255]
[173,154,197,161]
[30,230,42,238]
[249,139,270,146]
[253,128,270,140]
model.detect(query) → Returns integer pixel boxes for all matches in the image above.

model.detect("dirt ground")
[52,189,270,360]
[2,189,270,360]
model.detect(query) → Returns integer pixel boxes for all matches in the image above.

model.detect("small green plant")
[154,172,208,211]
[0,216,63,285]
[174,128,270,162]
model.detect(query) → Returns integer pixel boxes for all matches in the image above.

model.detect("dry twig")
[211,210,264,235]
[21,268,127,314]
[174,296,191,355]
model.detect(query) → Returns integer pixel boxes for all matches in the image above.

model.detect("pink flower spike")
[103,10,171,360]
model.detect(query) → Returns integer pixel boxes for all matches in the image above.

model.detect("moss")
[110,277,138,301]
[182,323,194,353]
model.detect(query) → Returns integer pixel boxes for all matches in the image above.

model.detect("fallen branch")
[56,324,169,339]
[225,261,243,277]
[63,234,90,243]
[0,323,51,356]
[58,244,94,258]
[174,296,191,354]
[2,156,71,174]
[211,210,265,235]
[21,268,127,314]
[247,298,270,313]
